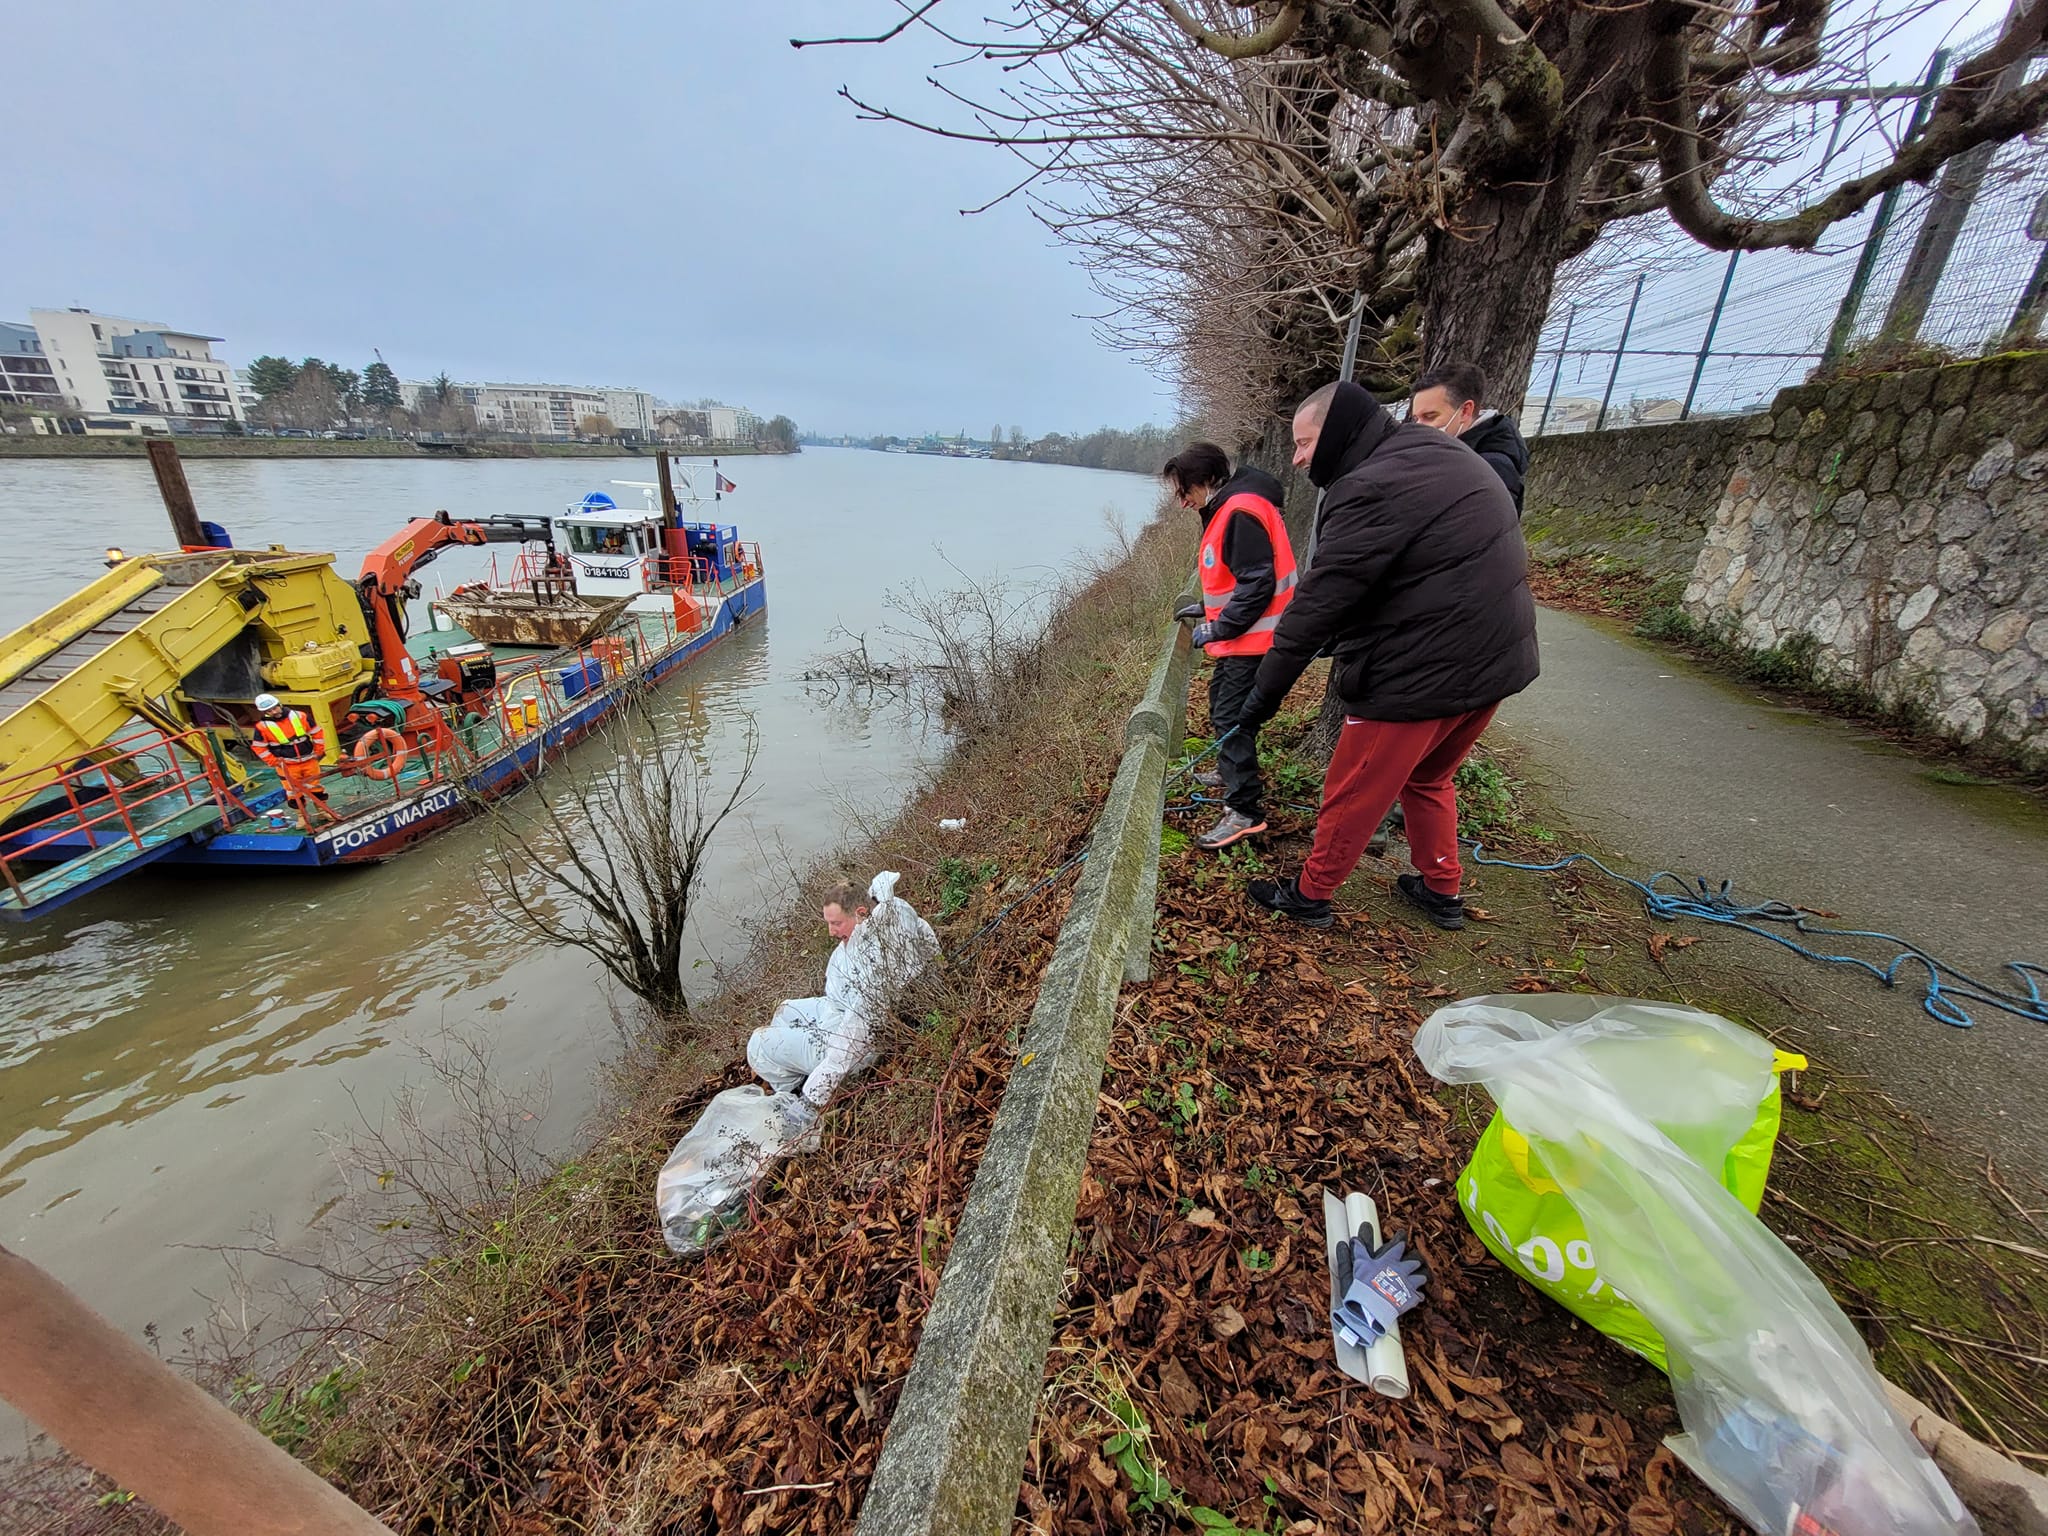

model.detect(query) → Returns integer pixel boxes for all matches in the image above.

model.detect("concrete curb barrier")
[855,620,1192,1536]
[1123,623,1194,984]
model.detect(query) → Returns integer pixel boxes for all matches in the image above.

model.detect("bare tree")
[801,1,2048,443]
[470,687,758,1017]
[805,561,1054,743]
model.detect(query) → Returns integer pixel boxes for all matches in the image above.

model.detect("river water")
[0,448,1157,1444]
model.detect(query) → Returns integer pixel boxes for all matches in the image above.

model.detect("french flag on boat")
[715,473,737,495]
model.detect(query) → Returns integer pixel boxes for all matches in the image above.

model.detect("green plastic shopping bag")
[1446,1000,1803,1371]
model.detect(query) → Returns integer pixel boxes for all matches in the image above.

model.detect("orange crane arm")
[356,512,553,696]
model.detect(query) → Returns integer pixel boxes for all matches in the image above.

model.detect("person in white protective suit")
[745,871,939,1124]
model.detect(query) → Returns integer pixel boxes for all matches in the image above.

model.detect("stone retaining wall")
[1684,354,2048,760]
[1523,415,1755,575]
[855,622,1195,1536]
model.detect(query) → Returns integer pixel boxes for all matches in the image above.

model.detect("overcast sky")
[5,3,1177,438]
[6,1,2014,435]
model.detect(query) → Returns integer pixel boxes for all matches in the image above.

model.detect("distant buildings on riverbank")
[1,309,244,435]
[1,304,783,447]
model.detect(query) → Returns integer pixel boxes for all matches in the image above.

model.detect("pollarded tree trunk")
[1415,18,1665,411]
[1417,184,1582,412]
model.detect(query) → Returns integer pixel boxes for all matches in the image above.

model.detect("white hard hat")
[254,693,281,712]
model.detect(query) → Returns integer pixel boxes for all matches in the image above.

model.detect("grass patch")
[935,854,1001,917]
[1454,751,1519,834]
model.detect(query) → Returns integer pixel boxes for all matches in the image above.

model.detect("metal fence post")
[1682,252,1740,419]
[1880,3,2033,344]
[1538,305,1575,436]
[1595,275,1645,433]
[2004,194,2048,344]
[1339,290,1366,383]
[1821,50,1951,366]
[0,1243,395,1535]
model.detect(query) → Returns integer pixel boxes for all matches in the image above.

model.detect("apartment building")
[0,323,64,414]
[18,308,244,433]
[601,388,661,440]
[443,382,607,438]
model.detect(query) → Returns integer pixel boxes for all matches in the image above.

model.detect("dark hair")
[821,879,865,915]
[1413,363,1488,409]
[1160,441,1232,497]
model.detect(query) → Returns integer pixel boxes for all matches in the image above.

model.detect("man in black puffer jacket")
[1234,380,1539,930]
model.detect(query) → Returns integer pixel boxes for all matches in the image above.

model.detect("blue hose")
[1466,843,2048,1031]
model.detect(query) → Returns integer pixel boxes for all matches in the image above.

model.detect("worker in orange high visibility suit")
[249,692,334,827]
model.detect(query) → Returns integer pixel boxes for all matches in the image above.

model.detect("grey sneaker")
[1367,811,1397,858]
[1197,808,1268,850]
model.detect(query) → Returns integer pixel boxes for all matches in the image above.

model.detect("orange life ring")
[354,727,410,780]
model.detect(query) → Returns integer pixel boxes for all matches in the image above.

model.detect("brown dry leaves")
[1026,867,1739,1534]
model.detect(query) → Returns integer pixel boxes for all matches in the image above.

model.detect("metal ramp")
[0,725,250,920]
[0,579,188,714]
[0,548,368,824]
[0,803,227,920]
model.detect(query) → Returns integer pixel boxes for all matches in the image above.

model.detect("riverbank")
[0,436,797,460]
[13,533,2044,1530]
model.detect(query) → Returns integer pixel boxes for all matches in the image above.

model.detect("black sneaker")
[1247,876,1334,929]
[1396,873,1466,930]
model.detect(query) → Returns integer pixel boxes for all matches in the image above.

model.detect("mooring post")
[0,1243,395,1536]
[143,439,206,550]
[656,450,677,534]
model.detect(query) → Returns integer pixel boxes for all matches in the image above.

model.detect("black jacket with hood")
[1248,382,1538,722]
[1459,410,1529,516]
[1199,463,1287,644]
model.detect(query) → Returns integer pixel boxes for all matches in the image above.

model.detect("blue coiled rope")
[1465,844,2048,1031]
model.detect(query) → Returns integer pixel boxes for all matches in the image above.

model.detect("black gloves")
[1235,687,1281,731]
[1173,602,1206,624]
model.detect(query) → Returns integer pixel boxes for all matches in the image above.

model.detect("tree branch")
[1648,23,2048,250]
[1159,0,1305,60]
[791,1,946,50]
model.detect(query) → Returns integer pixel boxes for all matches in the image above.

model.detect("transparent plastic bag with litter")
[655,1085,811,1256]
[1414,995,1976,1536]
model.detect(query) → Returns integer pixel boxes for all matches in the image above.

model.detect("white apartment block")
[384,379,759,444]
[19,308,244,433]
[453,381,615,439]
[0,323,64,414]
[601,388,660,440]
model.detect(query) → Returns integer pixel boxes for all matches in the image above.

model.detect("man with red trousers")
[1233,380,1539,930]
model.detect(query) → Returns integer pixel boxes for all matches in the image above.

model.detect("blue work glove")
[1174,602,1206,624]
[1234,686,1281,731]
[1333,1232,1429,1347]
[1188,622,1216,649]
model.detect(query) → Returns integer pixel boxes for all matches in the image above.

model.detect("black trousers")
[1206,653,1265,819]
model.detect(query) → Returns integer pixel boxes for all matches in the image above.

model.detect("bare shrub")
[469,685,758,1019]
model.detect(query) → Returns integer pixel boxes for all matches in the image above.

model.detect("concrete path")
[1489,605,2048,1183]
